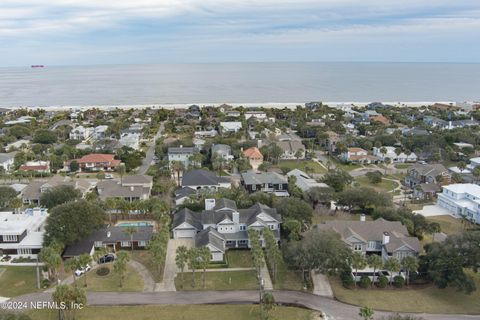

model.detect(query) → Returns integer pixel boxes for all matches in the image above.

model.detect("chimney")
[205,198,216,211]
[107,231,111,238]
[360,214,366,222]
[232,211,239,224]
[130,186,134,191]
[382,232,390,245]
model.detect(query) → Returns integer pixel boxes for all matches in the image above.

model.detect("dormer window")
[3,235,17,242]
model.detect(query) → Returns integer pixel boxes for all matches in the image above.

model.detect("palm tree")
[64,258,81,287]
[175,246,189,288]
[187,248,199,288]
[39,246,62,282]
[351,252,367,288]
[118,163,126,184]
[170,161,184,185]
[124,226,138,251]
[78,253,92,287]
[367,255,383,286]
[401,256,418,286]
[10,197,23,214]
[457,161,467,173]
[473,166,480,183]
[384,257,401,285]
[114,251,130,288]
[197,246,211,288]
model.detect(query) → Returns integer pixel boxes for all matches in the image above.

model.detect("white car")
[74,264,91,276]
[104,174,114,179]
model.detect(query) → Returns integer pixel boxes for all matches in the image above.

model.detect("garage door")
[174,229,196,239]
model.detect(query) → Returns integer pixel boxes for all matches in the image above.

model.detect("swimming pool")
[116,221,153,228]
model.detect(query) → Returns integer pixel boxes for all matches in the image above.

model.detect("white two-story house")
[437,183,480,223]
[172,198,282,261]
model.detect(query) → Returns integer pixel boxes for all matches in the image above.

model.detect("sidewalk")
[260,258,273,290]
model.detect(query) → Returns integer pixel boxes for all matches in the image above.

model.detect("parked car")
[98,253,116,264]
[74,264,91,276]
[105,174,114,179]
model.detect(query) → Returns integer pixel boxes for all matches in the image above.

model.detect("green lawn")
[226,250,254,268]
[77,265,143,292]
[0,266,42,297]
[25,305,313,320]
[276,160,326,174]
[272,261,306,291]
[130,250,164,282]
[175,271,258,291]
[394,163,412,169]
[330,271,480,314]
[354,176,398,193]
[426,215,475,235]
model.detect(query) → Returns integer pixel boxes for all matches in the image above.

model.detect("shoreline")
[2,101,456,111]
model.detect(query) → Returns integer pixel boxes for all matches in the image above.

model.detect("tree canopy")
[44,200,106,246]
[321,169,353,192]
[273,197,313,229]
[40,185,82,209]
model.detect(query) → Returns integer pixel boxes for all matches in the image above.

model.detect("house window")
[239,240,248,244]
[239,226,246,231]
[138,241,146,247]
[252,184,256,191]
[121,241,130,247]
[269,225,274,230]
[18,248,32,255]
[353,244,362,251]
[3,235,17,242]
[279,184,283,190]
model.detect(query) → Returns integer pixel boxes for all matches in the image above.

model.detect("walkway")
[10,290,475,320]
[260,258,273,290]
[128,260,155,292]
[156,238,193,292]
[311,271,333,298]
[204,267,254,272]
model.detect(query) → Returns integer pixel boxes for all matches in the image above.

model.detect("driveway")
[156,238,194,291]
[311,271,333,298]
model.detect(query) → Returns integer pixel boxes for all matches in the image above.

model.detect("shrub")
[342,275,355,289]
[41,278,50,289]
[366,170,383,184]
[393,276,405,288]
[376,275,388,288]
[96,267,110,276]
[359,275,371,288]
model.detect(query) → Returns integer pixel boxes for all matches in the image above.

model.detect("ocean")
[0,62,479,107]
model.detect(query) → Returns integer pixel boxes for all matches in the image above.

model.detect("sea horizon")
[0,62,479,107]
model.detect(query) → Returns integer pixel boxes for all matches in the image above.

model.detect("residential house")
[5,139,31,151]
[225,111,241,118]
[69,126,93,140]
[19,161,50,173]
[305,102,322,111]
[0,153,15,172]
[405,164,450,188]
[193,138,206,150]
[241,170,289,196]
[219,121,242,134]
[212,144,234,160]
[286,169,329,192]
[467,157,480,171]
[245,111,267,121]
[373,147,417,163]
[22,176,95,205]
[181,169,231,191]
[313,217,420,262]
[93,125,109,139]
[4,116,35,126]
[194,129,218,138]
[122,123,144,135]
[437,184,480,223]
[186,105,201,120]
[119,133,141,150]
[174,187,197,206]
[370,114,391,125]
[168,146,199,168]
[65,153,121,172]
[243,147,263,170]
[63,225,153,258]
[277,140,306,159]
[0,208,48,257]
[172,198,282,261]
[341,148,376,164]
[97,175,153,202]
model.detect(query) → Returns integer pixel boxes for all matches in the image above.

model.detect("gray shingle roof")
[168,147,198,154]
[195,227,225,252]
[241,170,287,185]
[181,169,227,187]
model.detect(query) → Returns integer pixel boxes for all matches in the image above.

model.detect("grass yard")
[312,210,371,225]
[226,250,254,268]
[273,261,306,291]
[276,160,326,174]
[354,176,398,193]
[77,265,143,292]
[175,270,258,291]
[394,163,412,169]
[330,271,480,314]
[130,250,163,282]
[426,215,476,235]
[0,266,41,297]
[25,305,314,320]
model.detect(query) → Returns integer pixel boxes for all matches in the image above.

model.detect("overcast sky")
[1,0,480,66]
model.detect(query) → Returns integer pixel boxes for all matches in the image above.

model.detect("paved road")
[10,290,480,320]
[137,121,165,175]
